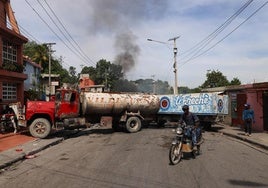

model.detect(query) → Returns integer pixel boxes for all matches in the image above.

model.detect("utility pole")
[44,43,56,100]
[168,36,180,95]
[147,36,180,94]
[151,75,156,94]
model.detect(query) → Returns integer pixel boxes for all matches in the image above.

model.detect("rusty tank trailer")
[80,92,160,133]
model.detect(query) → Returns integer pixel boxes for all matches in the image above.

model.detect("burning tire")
[29,118,51,138]
[125,116,141,133]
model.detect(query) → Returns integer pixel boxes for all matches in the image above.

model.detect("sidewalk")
[214,124,268,150]
[0,129,82,170]
[0,133,63,170]
[1,125,268,170]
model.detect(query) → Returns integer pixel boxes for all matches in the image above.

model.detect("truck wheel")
[125,116,141,133]
[29,118,51,138]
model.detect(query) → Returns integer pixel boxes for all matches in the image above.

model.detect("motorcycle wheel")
[169,143,182,165]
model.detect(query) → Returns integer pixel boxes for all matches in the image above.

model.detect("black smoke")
[87,0,168,74]
[114,31,140,73]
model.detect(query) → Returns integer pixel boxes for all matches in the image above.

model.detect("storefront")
[227,83,268,132]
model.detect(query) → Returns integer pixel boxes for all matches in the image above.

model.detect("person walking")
[242,104,255,136]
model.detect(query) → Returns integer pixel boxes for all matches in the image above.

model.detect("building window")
[2,41,22,72]
[3,41,17,64]
[2,83,17,100]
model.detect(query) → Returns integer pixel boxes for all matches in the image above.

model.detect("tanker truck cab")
[55,89,80,119]
[9,89,83,139]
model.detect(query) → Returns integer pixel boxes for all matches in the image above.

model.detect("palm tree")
[23,42,48,70]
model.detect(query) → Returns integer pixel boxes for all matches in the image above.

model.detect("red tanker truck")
[9,88,160,138]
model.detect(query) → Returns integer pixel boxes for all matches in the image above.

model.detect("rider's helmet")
[182,105,189,112]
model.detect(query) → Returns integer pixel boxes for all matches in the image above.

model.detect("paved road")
[0,127,267,188]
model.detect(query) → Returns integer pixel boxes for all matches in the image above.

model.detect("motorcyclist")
[179,105,200,150]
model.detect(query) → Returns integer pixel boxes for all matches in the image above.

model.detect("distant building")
[0,0,28,112]
[78,74,104,93]
[40,73,60,101]
[23,56,42,91]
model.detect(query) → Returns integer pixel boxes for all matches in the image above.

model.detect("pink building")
[202,82,268,132]
[227,82,268,132]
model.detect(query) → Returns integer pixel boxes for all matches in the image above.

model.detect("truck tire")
[125,116,141,133]
[29,118,51,138]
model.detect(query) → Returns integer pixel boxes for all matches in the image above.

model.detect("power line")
[6,2,89,68]
[0,12,40,43]
[4,1,95,70]
[180,1,268,67]
[180,0,253,61]
[25,0,95,67]
[36,0,95,66]
[43,0,95,66]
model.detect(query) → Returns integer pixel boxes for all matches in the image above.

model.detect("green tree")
[133,79,172,94]
[201,70,229,88]
[190,87,202,93]
[95,59,123,88]
[178,86,191,94]
[23,41,76,86]
[155,80,173,94]
[69,66,76,77]
[23,41,48,70]
[113,79,138,92]
[201,70,241,88]
[80,66,97,81]
[80,59,124,90]
[68,66,78,84]
[230,77,241,86]
[135,79,154,93]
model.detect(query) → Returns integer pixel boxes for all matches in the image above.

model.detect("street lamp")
[168,36,180,94]
[147,36,180,94]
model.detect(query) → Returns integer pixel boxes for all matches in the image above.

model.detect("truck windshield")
[55,91,61,101]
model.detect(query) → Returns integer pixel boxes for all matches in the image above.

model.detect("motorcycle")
[169,121,204,165]
[0,113,17,133]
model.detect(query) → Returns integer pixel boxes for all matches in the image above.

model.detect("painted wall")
[246,91,263,131]
[158,93,229,115]
[24,60,41,91]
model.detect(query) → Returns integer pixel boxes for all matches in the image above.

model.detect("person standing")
[242,104,255,136]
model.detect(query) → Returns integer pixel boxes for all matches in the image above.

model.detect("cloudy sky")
[11,0,268,88]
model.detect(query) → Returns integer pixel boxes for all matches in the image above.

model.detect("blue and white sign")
[158,93,228,115]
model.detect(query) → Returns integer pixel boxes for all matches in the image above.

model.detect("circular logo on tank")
[217,99,223,112]
[160,97,170,110]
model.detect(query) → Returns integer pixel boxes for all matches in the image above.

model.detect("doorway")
[263,92,268,131]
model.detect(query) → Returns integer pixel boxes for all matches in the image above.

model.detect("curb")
[219,131,268,151]
[0,137,64,170]
[0,128,91,170]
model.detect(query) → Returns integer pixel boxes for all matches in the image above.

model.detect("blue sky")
[11,0,268,88]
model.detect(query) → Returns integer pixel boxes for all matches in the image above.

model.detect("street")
[0,125,268,188]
